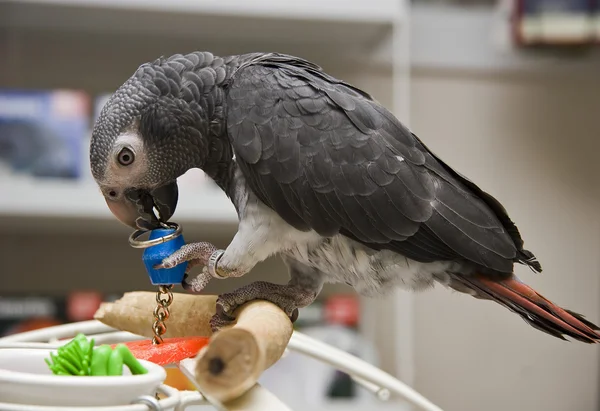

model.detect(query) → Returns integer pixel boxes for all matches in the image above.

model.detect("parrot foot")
[156,242,249,292]
[155,241,219,271]
[209,281,318,332]
[155,241,230,292]
[181,270,213,293]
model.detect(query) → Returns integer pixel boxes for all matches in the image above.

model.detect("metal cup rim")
[128,221,183,249]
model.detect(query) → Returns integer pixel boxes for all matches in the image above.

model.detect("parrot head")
[89,58,210,230]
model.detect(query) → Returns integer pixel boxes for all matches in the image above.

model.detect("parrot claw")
[181,271,212,294]
[209,303,237,331]
[209,281,314,332]
[154,260,176,270]
[153,241,219,271]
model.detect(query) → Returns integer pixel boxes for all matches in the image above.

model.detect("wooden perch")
[94,291,293,404]
[193,298,293,403]
[95,292,217,338]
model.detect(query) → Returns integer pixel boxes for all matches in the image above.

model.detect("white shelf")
[2,0,399,23]
[410,3,600,74]
[0,175,239,226]
[0,0,402,67]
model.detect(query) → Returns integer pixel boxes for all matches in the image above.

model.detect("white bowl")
[0,348,167,406]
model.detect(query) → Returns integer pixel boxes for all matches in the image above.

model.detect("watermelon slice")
[111,337,209,366]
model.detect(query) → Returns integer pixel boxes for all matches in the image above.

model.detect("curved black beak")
[105,181,179,230]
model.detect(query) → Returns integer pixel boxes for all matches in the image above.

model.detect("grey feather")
[94,51,600,343]
[224,55,540,275]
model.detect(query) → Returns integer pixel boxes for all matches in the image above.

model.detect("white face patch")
[99,130,149,192]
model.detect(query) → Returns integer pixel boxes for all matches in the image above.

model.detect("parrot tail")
[449,273,600,343]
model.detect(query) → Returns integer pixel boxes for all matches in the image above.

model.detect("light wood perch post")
[94,292,293,404]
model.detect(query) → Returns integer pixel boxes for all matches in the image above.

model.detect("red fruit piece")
[111,337,209,366]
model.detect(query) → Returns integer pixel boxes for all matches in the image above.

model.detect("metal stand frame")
[0,320,444,411]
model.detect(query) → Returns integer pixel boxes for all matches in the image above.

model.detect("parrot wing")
[225,54,538,274]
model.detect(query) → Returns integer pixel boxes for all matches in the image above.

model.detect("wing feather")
[225,54,538,274]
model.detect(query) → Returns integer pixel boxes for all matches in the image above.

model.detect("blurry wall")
[345,65,600,411]
[409,69,600,411]
[1,28,599,411]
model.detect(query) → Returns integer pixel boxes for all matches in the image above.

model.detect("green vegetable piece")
[74,339,91,373]
[47,352,65,375]
[90,345,112,376]
[49,362,68,375]
[45,357,64,376]
[71,334,87,353]
[114,344,148,375]
[56,356,80,375]
[87,339,95,364]
[44,334,148,378]
[45,334,99,376]
[78,336,90,352]
[107,349,124,376]
[72,339,86,363]
[59,349,80,369]
[83,337,95,375]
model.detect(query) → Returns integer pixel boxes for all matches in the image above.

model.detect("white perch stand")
[0,292,445,411]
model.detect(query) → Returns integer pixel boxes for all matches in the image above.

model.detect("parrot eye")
[117,147,135,166]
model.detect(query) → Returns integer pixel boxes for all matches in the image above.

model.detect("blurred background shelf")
[0,175,239,233]
[410,3,600,74]
[1,0,400,22]
[0,0,402,68]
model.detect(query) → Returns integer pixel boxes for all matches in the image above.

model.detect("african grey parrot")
[90,51,600,342]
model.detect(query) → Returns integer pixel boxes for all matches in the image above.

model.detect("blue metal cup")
[139,228,188,285]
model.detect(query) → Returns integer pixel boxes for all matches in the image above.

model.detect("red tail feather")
[451,274,600,343]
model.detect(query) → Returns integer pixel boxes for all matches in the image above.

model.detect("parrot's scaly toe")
[181,271,212,294]
[209,303,237,332]
[154,242,218,270]
[208,281,315,332]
